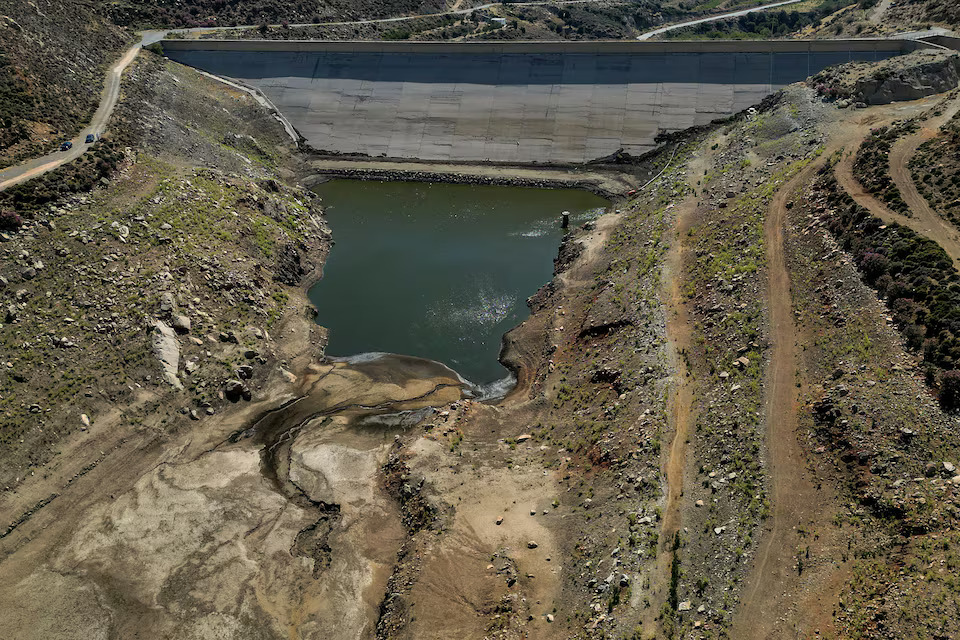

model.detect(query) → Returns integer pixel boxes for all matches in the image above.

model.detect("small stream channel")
[308,179,610,388]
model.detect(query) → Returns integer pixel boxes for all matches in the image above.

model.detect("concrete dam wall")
[163,40,920,163]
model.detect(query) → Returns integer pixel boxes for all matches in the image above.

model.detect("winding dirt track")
[887,96,960,269]
[836,94,960,271]
[730,99,937,637]
[732,157,820,639]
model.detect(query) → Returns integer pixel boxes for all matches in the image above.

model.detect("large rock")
[224,379,251,402]
[159,292,176,315]
[171,314,191,334]
[274,242,310,286]
[151,320,183,390]
[857,55,960,105]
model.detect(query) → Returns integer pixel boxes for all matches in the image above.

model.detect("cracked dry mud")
[0,355,463,640]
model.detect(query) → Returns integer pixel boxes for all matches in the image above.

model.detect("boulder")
[274,242,310,285]
[151,320,183,390]
[160,292,176,315]
[171,314,191,334]
[224,379,251,402]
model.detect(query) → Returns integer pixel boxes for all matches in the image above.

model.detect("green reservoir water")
[308,180,609,386]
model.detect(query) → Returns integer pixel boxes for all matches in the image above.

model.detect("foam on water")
[309,179,609,384]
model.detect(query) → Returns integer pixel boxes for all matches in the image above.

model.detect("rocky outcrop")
[856,55,960,105]
[274,241,311,285]
[151,320,183,390]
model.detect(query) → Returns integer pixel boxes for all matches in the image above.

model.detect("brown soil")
[733,155,831,639]
[836,94,960,271]
[732,95,948,638]
[887,95,960,270]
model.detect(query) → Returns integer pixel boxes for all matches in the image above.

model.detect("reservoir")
[308,180,609,385]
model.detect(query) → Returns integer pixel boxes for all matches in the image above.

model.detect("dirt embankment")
[304,158,645,199]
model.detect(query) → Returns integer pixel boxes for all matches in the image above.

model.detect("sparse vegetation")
[819,165,960,407]
[853,124,915,216]
[666,0,864,40]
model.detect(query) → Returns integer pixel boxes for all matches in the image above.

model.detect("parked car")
[85,134,95,144]
[60,141,73,151]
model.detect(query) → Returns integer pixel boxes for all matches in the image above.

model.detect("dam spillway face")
[163,40,913,163]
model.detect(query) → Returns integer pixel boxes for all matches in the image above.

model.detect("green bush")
[940,370,960,410]
[821,168,960,408]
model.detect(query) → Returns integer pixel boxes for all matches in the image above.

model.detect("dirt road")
[637,0,803,39]
[731,98,941,637]
[0,40,143,191]
[733,157,819,638]
[836,149,960,271]
[887,96,960,269]
[869,0,895,24]
[834,93,960,270]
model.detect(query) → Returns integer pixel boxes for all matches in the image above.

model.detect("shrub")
[940,370,960,410]
[0,208,22,231]
[821,170,960,382]
[860,251,889,283]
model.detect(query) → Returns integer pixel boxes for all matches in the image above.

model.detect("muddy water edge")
[210,181,611,635]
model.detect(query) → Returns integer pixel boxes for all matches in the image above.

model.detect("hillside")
[107,0,449,28]
[1,0,960,638]
[0,49,329,507]
[888,0,960,30]
[0,0,129,168]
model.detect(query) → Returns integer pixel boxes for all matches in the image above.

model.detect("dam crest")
[162,39,929,164]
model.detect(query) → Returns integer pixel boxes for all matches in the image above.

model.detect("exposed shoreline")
[302,157,643,199]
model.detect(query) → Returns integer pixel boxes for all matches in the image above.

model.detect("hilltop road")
[0,35,157,191]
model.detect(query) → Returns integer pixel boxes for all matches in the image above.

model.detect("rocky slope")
[812,50,960,106]
[0,50,329,496]
[0,0,129,168]
[108,0,450,28]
